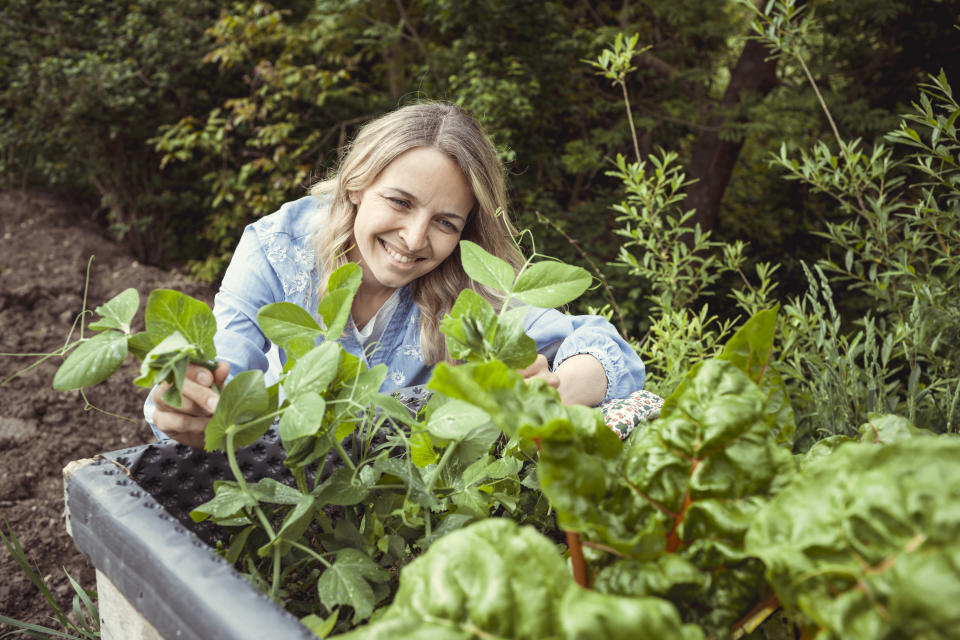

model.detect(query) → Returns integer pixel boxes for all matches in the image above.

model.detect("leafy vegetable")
[746,436,960,640]
[339,519,704,640]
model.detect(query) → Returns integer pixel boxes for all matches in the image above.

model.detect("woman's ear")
[348,191,361,206]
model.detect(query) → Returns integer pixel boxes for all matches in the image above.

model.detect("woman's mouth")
[380,238,422,264]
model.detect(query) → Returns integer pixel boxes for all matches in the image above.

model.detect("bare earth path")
[0,190,214,631]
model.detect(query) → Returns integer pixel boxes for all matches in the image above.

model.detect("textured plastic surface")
[64,386,433,640]
[66,431,315,640]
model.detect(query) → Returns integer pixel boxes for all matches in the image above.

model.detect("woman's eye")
[388,197,410,208]
[438,219,460,232]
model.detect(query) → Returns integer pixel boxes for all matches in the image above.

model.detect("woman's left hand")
[518,354,560,389]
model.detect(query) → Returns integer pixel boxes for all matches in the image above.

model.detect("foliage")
[0,515,100,639]
[0,0,231,264]
[747,435,960,639]
[339,519,705,640]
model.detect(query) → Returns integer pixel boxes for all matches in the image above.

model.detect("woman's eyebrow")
[383,187,467,223]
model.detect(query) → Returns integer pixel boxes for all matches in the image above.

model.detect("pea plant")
[46,239,604,633]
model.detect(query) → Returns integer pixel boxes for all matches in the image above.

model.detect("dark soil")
[0,190,214,632]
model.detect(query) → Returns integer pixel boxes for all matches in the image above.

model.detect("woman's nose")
[399,215,430,251]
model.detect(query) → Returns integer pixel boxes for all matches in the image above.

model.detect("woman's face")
[348,146,475,300]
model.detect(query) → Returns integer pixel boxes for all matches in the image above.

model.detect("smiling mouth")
[380,238,424,264]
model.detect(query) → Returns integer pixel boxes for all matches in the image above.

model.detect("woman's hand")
[520,353,608,407]
[152,362,230,449]
[519,354,561,389]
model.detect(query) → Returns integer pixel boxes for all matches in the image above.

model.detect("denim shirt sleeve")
[144,197,322,439]
[524,307,645,402]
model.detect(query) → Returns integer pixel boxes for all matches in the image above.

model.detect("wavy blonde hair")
[310,102,523,365]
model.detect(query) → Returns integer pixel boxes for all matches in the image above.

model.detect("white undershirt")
[352,289,402,348]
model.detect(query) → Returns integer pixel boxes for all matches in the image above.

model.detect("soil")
[0,190,215,632]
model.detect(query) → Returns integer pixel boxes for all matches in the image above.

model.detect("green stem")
[425,441,457,493]
[225,431,277,542]
[271,546,282,601]
[332,436,357,472]
[620,79,642,165]
[286,540,333,568]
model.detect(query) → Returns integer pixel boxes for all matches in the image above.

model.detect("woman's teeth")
[382,240,418,264]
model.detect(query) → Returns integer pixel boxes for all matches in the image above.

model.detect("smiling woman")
[145,102,646,447]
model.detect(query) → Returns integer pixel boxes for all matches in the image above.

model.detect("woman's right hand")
[152,361,230,448]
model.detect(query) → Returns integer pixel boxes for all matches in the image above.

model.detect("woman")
[147,102,645,447]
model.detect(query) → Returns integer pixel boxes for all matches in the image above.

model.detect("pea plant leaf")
[190,480,255,523]
[316,548,389,623]
[132,331,195,406]
[459,240,516,292]
[511,260,592,308]
[278,391,327,442]
[205,369,272,451]
[144,289,217,361]
[283,341,341,399]
[87,288,139,334]
[318,263,362,341]
[53,331,128,391]
[258,302,324,361]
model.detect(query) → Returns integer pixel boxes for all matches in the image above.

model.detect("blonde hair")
[310,102,523,364]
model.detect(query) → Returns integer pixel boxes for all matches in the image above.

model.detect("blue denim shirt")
[146,196,644,438]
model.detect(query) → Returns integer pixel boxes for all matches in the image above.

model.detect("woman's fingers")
[152,362,230,448]
[518,354,560,388]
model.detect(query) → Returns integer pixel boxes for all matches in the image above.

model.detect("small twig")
[93,454,134,479]
[533,211,629,338]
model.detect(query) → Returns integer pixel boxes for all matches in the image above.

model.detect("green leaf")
[53,331,128,390]
[409,431,439,467]
[260,494,317,557]
[279,391,327,442]
[313,467,373,506]
[718,306,795,444]
[127,331,156,361]
[439,288,498,361]
[244,477,303,505]
[459,240,516,292]
[747,438,960,639]
[284,341,341,399]
[335,519,702,640]
[88,288,139,334]
[316,548,389,623]
[205,370,271,451]
[426,398,491,440]
[190,481,256,522]
[301,610,338,639]
[319,263,362,341]
[858,413,931,444]
[258,302,323,360]
[144,289,217,360]
[512,260,592,308]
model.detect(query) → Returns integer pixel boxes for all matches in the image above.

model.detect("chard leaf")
[88,288,139,334]
[318,263,362,341]
[858,413,931,443]
[459,240,515,292]
[316,548,389,623]
[257,302,323,360]
[144,289,216,360]
[53,331,128,391]
[336,519,702,640]
[718,306,795,444]
[511,260,592,308]
[747,438,960,640]
[205,370,271,451]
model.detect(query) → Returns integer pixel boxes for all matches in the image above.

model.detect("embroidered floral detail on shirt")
[400,344,423,361]
[389,370,407,386]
